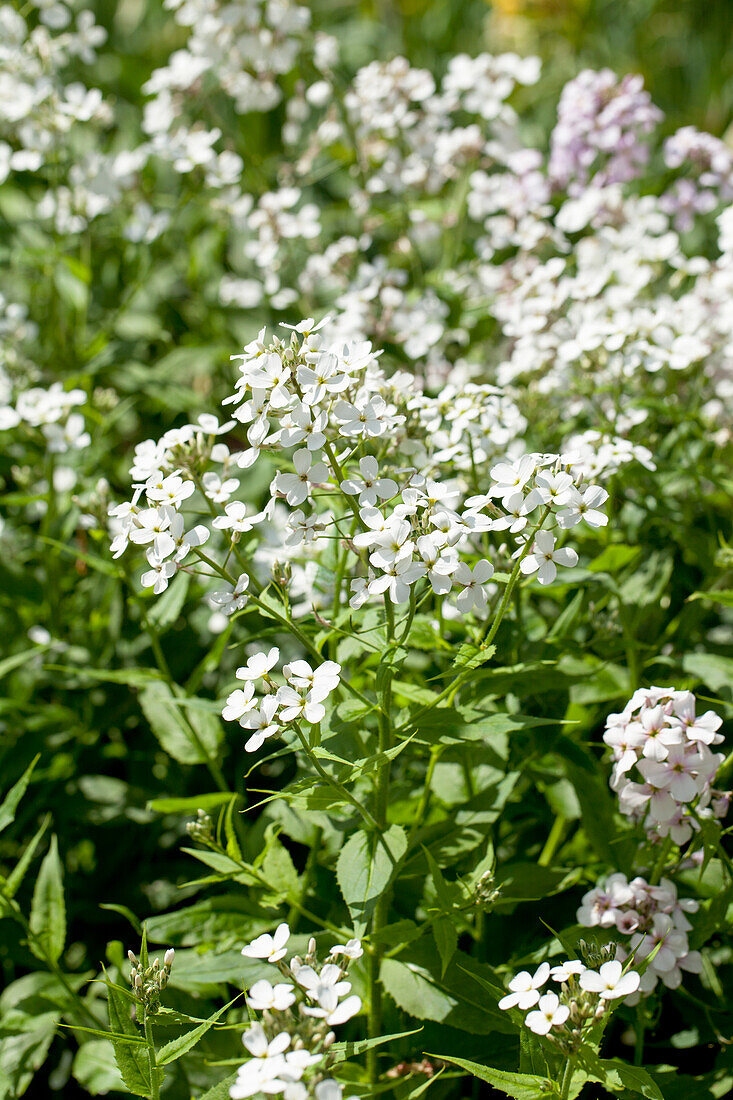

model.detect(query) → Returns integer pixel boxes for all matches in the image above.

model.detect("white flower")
[222,683,257,723]
[342,457,398,507]
[141,550,176,594]
[549,960,586,982]
[242,923,291,963]
[453,559,494,613]
[209,573,250,616]
[525,992,570,1035]
[489,456,537,502]
[519,531,578,585]
[242,696,281,752]
[146,473,195,507]
[330,939,363,960]
[277,685,328,724]
[213,501,262,535]
[579,960,640,1000]
[498,962,550,1010]
[557,484,609,528]
[247,980,296,1012]
[275,450,329,506]
[368,558,425,604]
[237,648,280,682]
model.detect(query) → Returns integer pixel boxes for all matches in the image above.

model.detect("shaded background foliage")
[1,1,733,1098]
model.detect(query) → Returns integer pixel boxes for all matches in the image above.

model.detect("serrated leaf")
[427,1054,552,1099]
[578,1050,663,1099]
[29,835,66,965]
[104,976,151,1097]
[156,995,239,1066]
[336,825,407,937]
[329,1027,422,1060]
[198,1072,239,1100]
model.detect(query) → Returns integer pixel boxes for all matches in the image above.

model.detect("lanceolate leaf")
[156,995,240,1066]
[0,754,40,833]
[336,825,407,937]
[427,1054,553,1100]
[29,835,66,965]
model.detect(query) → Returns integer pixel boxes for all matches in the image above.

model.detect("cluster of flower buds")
[232,924,362,1100]
[127,947,175,1013]
[472,869,502,909]
[221,647,341,752]
[577,872,702,1001]
[186,808,214,844]
[603,687,726,843]
[499,951,640,1051]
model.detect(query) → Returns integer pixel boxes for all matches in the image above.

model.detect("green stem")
[367,597,397,1086]
[143,1009,160,1100]
[634,1004,646,1067]
[538,815,568,867]
[292,723,379,830]
[559,1057,575,1100]
[649,835,673,886]
[394,509,552,736]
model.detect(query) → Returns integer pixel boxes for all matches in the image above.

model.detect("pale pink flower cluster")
[604,686,726,843]
[578,873,702,1002]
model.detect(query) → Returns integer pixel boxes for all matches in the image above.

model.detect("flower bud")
[165,948,175,968]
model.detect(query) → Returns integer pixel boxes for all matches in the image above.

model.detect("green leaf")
[198,1072,239,1100]
[148,792,236,814]
[329,1027,423,1060]
[380,945,512,1035]
[578,1050,664,1099]
[156,995,239,1066]
[72,1039,128,1095]
[4,814,51,900]
[426,1055,552,1099]
[493,862,581,903]
[451,642,497,672]
[0,647,48,680]
[0,754,40,832]
[432,918,458,977]
[688,589,733,608]
[336,825,407,937]
[682,653,733,698]
[29,835,66,965]
[105,975,151,1097]
[140,682,223,765]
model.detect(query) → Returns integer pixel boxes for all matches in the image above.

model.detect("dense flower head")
[603,687,726,843]
[108,318,608,627]
[578,872,702,1002]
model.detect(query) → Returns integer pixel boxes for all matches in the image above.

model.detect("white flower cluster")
[604,687,727,843]
[107,414,236,590]
[110,317,608,617]
[578,873,702,1001]
[499,957,639,1048]
[222,648,341,752]
[233,924,362,1100]
[0,371,89,454]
